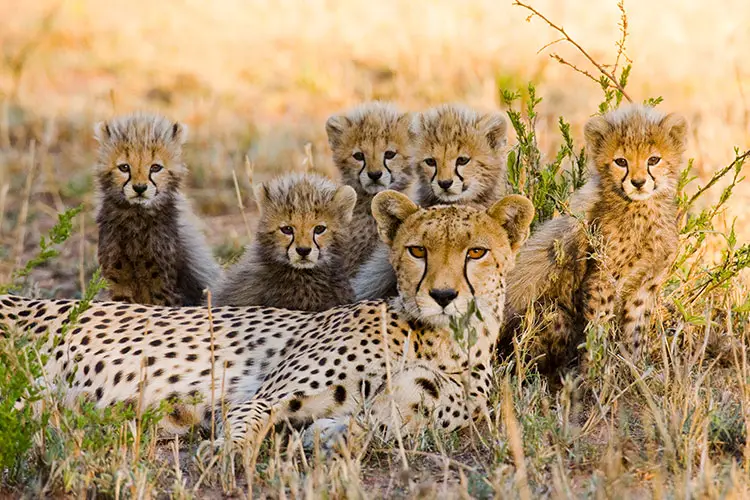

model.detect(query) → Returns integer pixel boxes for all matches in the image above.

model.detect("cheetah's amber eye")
[117,163,131,173]
[352,152,365,162]
[467,248,488,260]
[280,226,294,235]
[407,246,426,259]
[314,225,327,235]
[150,164,163,173]
[384,150,396,160]
[424,158,437,168]
[614,158,628,168]
[647,156,661,166]
[456,156,470,166]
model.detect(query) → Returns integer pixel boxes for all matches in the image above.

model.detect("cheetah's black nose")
[133,184,148,195]
[631,178,646,189]
[429,288,458,308]
[367,171,383,181]
[296,247,312,257]
[438,179,453,190]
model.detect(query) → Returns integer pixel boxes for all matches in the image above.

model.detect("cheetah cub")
[353,104,509,300]
[94,112,220,306]
[504,104,687,372]
[413,103,508,208]
[212,173,357,311]
[325,101,415,277]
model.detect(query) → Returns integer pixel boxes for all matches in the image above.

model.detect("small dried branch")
[612,0,632,75]
[514,0,633,103]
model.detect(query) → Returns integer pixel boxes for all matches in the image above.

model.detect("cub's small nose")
[429,288,458,308]
[631,178,646,189]
[367,171,383,181]
[296,247,312,257]
[437,179,453,190]
[133,184,148,195]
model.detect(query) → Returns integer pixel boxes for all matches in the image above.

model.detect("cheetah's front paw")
[302,417,353,454]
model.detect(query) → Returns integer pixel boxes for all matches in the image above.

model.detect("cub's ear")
[325,115,352,149]
[252,182,272,215]
[371,190,419,246]
[331,185,357,225]
[408,112,423,142]
[477,112,508,150]
[487,195,535,251]
[583,114,612,154]
[170,121,188,145]
[94,121,112,142]
[659,112,688,151]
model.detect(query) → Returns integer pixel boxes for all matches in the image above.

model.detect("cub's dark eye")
[456,156,470,166]
[614,158,628,168]
[467,248,488,260]
[150,164,163,173]
[117,164,130,173]
[407,246,426,259]
[384,150,396,160]
[314,225,327,235]
[424,158,437,167]
[647,156,661,166]
[280,226,294,235]
[353,152,365,162]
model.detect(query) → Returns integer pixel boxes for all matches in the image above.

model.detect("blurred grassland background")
[0,0,748,294]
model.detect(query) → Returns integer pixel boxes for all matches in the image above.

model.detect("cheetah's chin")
[625,190,654,201]
[360,183,388,194]
[290,260,318,269]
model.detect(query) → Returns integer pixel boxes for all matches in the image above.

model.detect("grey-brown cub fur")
[95,112,220,306]
[503,104,687,374]
[325,101,415,279]
[212,173,356,311]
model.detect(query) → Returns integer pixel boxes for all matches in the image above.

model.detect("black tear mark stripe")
[415,247,428,294]
[463,257,476,296]
[313,232,321,251]
[454,164,464,182]
[121,171,132,195]
[382,155,392,175]
[358,155,367,178]
[286,232,295,253]
[620,164,629,184]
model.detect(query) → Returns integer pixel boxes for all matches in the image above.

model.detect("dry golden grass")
[1,0,749,497]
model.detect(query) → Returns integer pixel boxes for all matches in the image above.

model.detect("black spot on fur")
[415,378,439,399]
[333,385,347,404]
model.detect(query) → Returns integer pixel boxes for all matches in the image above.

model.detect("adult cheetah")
[0,192,534,451]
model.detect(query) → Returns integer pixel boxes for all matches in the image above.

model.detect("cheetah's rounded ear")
[332,185,357,225]
[583,114,612,153]
[408,112,424,142]
[252,182,272,215]
[170,122,188,145]
[487,195,535,252]
[94,121,112,142]
[659,112,688,150]
[371,190,419,246]
[477,112,508,150]
[325,115,352,149]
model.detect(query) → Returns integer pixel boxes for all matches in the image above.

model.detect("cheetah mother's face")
[372,191,534,327]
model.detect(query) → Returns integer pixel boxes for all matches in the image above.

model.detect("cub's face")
[413,107,507,203]
[372,191,534,327]
[255,182,357,269]
[584,107,687,202]
[95,118,187,207]
[326,103,414,197]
